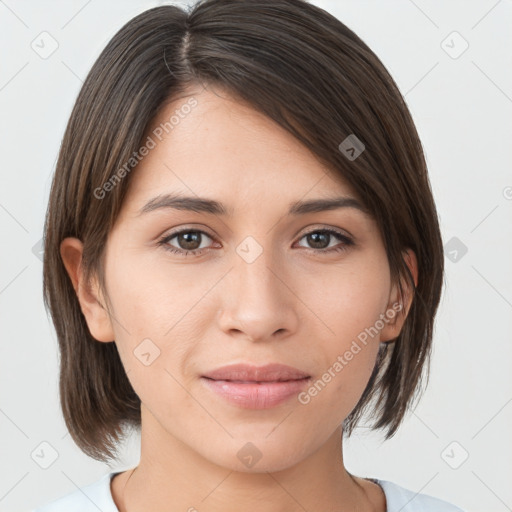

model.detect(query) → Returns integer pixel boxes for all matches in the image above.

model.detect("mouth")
[200,363,311,409]
[202,362,310,382]
[203,378,308,384]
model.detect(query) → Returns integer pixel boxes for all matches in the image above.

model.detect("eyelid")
[159,224,216,239]
[295,223,353,240]
[160,224,353,244]
[158,224,355,259]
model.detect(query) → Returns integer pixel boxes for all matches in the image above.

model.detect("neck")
[114,404,383,512]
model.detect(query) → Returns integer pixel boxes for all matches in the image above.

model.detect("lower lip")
[201,377,310,409]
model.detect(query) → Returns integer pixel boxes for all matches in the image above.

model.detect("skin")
[61,84,417,512]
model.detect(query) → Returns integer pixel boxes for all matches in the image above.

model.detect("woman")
[36,0,464,510]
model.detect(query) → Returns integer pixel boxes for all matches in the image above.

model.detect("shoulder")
[31,472,119,512]
[375,479,466,512]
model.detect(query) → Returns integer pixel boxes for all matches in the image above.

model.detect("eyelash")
[157,227,354,257]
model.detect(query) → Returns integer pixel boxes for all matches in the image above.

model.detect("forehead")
[123,85,363,215]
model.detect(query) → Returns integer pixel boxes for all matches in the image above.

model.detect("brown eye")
[173,231,204,251]
[296,229,354,253]
[158,229,215,256]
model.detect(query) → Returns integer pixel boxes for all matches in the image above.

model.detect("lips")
[201,363,311,409]
[201,363,310,382]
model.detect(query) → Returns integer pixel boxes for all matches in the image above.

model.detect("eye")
[157,227,354,257]
[295,228,354,254]
[158,229,215,257]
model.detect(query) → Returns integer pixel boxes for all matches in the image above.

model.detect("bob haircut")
[43,0,444,463]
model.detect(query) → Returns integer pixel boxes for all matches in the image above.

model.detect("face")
[64,85,415,473]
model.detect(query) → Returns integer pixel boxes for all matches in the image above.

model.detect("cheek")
[299,326,381,430]
[104,246,205,338]
[305,256,391,344]
[297,258,389,414]
[103,251,212,399]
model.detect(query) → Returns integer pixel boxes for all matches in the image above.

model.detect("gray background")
[1,1,511,511]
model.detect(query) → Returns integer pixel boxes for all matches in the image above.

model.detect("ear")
[59,237,115,342]
[380,248,418,343]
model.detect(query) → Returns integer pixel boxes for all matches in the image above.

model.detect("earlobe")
[380,248,418,343]
[59,237,115,343]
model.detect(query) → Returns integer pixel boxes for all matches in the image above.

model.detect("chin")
[197,432,315,474]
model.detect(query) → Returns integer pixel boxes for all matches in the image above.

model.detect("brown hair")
[43,0,444,463]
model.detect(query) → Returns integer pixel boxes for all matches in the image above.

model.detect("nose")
[216,243,299,343]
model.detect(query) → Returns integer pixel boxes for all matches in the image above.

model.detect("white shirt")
[32,472,465,511]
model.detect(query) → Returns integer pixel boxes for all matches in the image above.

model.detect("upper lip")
[202,363,310,382]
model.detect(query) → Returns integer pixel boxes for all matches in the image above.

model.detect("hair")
[43,0,444,463]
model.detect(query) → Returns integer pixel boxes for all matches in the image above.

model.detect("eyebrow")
[138,193,370,217]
